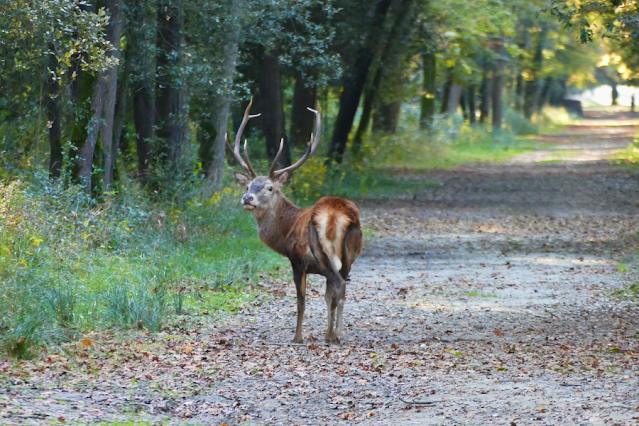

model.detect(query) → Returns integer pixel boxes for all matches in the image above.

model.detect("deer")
[227,99,363,344]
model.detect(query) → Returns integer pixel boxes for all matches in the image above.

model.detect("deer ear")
[233,171,251,187]
[274,171,290,186]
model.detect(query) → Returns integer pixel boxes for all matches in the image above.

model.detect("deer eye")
[268,187,273,192]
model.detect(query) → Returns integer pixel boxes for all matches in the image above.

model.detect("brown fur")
[237,175,363,344]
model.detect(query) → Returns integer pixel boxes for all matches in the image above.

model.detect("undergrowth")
[0,174,284,359]
[612,131,639,168]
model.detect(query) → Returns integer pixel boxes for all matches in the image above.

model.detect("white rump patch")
[332,256,342,272]
[316,212,349,273]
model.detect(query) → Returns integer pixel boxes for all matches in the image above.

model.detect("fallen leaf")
[181,345,193,355]
[80,338,93,347]
[494,329,504,336]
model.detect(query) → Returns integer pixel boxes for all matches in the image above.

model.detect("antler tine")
[269,139,285,178]
[243,139,257,177]
[271,105,321,178]
[228,98,260,177]
[225,133,251,176]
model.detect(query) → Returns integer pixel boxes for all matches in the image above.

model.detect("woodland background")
[1,0,639,358]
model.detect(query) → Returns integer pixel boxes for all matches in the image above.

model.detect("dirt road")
[2,111,639,425]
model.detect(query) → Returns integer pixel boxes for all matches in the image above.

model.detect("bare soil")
[2,111,639,425]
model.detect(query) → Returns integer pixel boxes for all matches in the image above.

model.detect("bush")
[0,173,284,358]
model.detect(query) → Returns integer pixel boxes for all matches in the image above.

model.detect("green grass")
[610,282,639,301]
[0,175,285,359]
[354,120,546,172]
[611,140,639,169]
[466,291,498,298]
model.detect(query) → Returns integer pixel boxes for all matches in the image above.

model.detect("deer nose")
[242,194,254,204]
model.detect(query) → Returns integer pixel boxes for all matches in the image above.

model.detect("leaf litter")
[2,119,639,424]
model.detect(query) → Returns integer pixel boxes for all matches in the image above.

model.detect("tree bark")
[78,73,106,192]
[447,83,462,115]
[112,29,132,171]
[156,0,186,169]
[328,0,394,163]
[611,83,618,106]
[373,101,401,134]
[492,39,504,133]
[46,43,63,178]
[468,85,476,124]
[479,73,492,124]
[351,0,415,150]
[130,0,155,181]
[420,51,436,129]
[537,76,552,112]
[460,90,468,121]
[524,26,547,119]
[351,68,380,152]
[440,73,452,114]
[199,33,240,189]
[290,73,317,149]
[515,72,524,112]
[100,0,124,189]
[257,47,291,167]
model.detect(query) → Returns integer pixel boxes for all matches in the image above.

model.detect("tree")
[328,0,394,163]
[155,0,187,171]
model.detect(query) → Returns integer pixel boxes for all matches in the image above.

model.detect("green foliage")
[354,113,541,171]
[612,131,639,168]
[0,174,284,358]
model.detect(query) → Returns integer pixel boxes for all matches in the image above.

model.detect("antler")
[270,106,321,179]
[226,98,261,177]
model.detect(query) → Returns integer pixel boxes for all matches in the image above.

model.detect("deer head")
[229,99,321,213]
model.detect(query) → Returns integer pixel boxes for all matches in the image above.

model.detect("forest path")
[2,110,639,425]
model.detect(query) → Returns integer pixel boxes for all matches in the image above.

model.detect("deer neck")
[253,195,303,256]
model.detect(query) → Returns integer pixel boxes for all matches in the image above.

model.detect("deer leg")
[334,278,347,343]
[325,281,336,343]
[293,269,306,343]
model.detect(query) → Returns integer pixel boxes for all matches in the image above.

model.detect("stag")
[228,100,363,344]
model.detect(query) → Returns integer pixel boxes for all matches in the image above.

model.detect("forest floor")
[2,110,639,425]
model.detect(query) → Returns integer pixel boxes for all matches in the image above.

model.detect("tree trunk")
[257,47,291,167]
[373,101,401,134]
[352,0,415,151]
[468,85,476,124]
[78,73,107,192]
[156,0,186,169]
[440,74,452,114]
[460,90,468,121]
[328,0,394,163]
[130,0,155,181]
[537,76,552,112]
[290,73,317,149]
[492,39,504,133]
[100,0,124,189]
[524,26,547,119]
[515,72,524,112]
[352,67,381,152]
[611,83,618,106]
[479,73,492,124]
[112,30,132,171]
[447,83,462,115]
[46,43,63,178]
[199,35,240,189]
[420,51,436,129]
